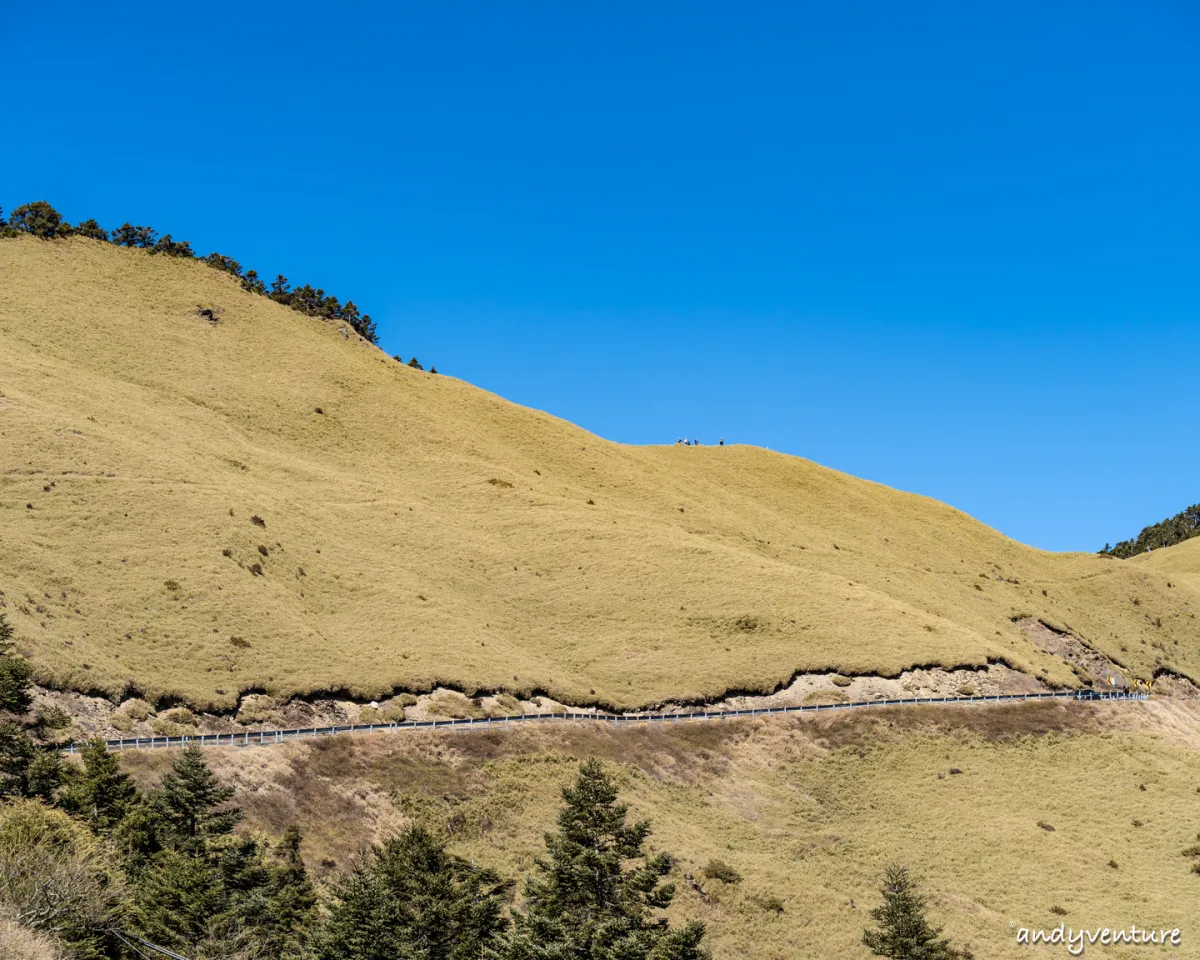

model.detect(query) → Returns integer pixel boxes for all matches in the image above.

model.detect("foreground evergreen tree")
[494,759,707,960]
[130,847,229,951]
[132,843,309,959]
[154,744,242,848]
[0,613,33,714]
[109,794,164,872]
[0,615,60,801]
[862,866,963,960]
[60,739,139,832]
[254,826,320,958]
[128,747,317,958]
[0,721,37,798]
[315,824,509,960]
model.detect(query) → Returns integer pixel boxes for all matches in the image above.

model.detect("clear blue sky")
[4,1,1198,552]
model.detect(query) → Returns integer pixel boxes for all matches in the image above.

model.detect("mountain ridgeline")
[0,200,437,368]
[1101,503,1200,559]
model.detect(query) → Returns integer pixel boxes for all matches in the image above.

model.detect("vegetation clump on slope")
[1101,503,1200,559]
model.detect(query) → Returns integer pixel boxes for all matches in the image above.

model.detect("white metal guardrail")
[68,690,1148,754]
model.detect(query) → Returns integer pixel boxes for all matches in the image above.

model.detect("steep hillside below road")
[2,235,1198,709]
[117,700,1200,960]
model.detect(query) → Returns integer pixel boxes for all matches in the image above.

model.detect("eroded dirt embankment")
[29,661,1043,742]
[29,617,1197,743]
[1013,616,1200,697]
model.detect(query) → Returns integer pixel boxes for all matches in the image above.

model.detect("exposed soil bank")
[1014,617,1200,698]
[31,660,1052,742]
[33,617,1192,742]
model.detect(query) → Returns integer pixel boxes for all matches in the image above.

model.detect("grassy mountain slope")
[2,236,1198,709]
[1135,537,1200,586]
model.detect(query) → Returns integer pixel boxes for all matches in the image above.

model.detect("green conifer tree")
[131,847,229,952]
[23,751,63,803]
[359,313,378,343]
[74,218,109,241]
[131,751,316,958]
[0,617,58,802]
[0,722,59,801]
[154,744,242,848]
[203,252,243,276]
[862,866,962,960]
[494,759,708,960]
[61,739,139,831]
[0,721,34,798]
[111,223,137,246]
[0,613,33,715]
[241,268,267,295]
[112,223,158,248]
[110,797,164,872]
[152,234,195,258]
[8,201,65,238]
[256,826,319,958]
[315,824,510,960]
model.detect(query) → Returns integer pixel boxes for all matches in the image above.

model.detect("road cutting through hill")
[71,689,1148,753]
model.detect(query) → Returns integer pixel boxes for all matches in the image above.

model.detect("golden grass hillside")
[1136,537,1200,589]
[2,235,1198,709]
[117,701,1200,959]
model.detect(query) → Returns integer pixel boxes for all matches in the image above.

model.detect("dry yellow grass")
[1135,538,1200,592]
[0,918,65,960]
[118,701,1200,959]
[2,235,1198,709]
